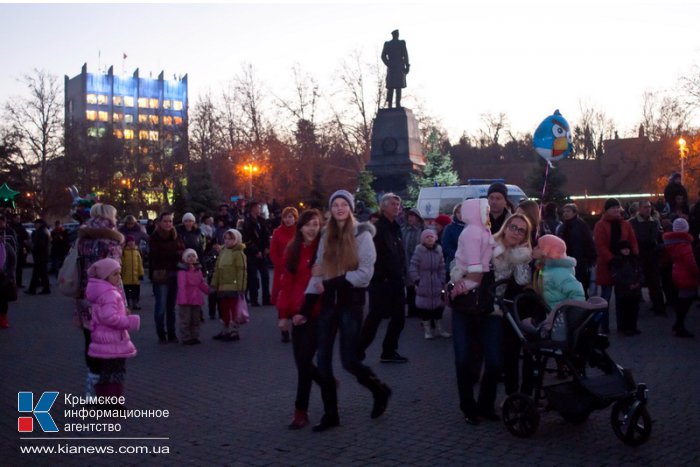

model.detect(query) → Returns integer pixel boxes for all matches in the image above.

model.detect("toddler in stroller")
[499,287,652,446]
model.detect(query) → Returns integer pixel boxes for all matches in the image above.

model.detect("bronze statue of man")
[381,29,410,109]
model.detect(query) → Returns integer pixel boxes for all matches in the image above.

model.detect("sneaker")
[380,352,408,363]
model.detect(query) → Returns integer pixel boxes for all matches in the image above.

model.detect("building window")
[138,98,148,108]
[113,113,123,122]
[149,131,159,141]
[113,96,123,106]
[114,129,123,139]
[86,110,97,121]
[149,98,159,109]
[173,100,183,111]
[124,96,134,107]
[87,127,106,138]
[124,129,134,140]
[138,114,148,123]
[98,111,109,122]
[173,116,183,126]
[139,130,149,140]
[124,114,134,123]
[149,115,159,125]
[86,94,97,105]
[97,94,109,105]
[162,116,173,125]
[163,100,171,109]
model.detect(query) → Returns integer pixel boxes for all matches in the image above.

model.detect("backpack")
[58,243,80,297]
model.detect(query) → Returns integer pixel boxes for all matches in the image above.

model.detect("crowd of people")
[0,171,697,429]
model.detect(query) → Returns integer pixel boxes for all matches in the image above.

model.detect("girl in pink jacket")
[177,249,211,345]
[86,258,140,399]
[450,198,495,297]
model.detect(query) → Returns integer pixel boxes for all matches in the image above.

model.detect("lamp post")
[242,163,259,199]
[679,137,688,184]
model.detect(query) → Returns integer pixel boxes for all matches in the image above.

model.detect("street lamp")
[242,163,259,199]
[679,137,688,184]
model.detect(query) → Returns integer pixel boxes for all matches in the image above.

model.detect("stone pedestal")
[366,107,424,194]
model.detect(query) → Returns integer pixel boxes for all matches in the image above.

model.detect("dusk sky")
[1,0,699,140]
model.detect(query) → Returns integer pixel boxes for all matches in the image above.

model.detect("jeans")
[316,302,375,416]
[452,312,503,417]
[361,279,406,356]
[153,273,177,340]
[246,255,270,304]
[599,285,613,333]
[292,319,321,411]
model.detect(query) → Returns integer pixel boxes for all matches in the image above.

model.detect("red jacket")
[276,239,320,319]
[270,224,296,305]
[593,213,639,286]
[663,231,700,290]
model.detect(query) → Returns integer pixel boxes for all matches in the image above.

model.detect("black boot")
[366,376,392,419]
[312,413,340,432]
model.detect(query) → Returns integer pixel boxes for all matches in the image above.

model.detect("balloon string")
[539,163,549,232]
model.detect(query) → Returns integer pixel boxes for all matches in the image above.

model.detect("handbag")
[152,269,168,284]
[234,297,250,324]
[448,272,495,315]
[57,244,81,297]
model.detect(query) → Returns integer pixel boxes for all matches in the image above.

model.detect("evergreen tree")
[171,178,188,221]
[355,170,378,211]
[406,132,460,207]
[526,159,569,203]
[187,160,223,215]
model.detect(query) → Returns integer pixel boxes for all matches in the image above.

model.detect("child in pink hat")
[533,235,585,310]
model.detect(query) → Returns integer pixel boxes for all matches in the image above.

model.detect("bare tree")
[189,92,225,163]
[478,112,509,147]
[4,69,63,213]
[640,91,690,141]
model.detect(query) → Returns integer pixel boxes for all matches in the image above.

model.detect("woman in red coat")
[663,218,698,337]
[271,206,298,342]
[276,209,322,429]
[593,198,638,334]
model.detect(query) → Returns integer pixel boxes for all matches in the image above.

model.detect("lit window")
[138,98,148,108]
[173,116,183,125]
[138,114,148,123]
[113,96,123,106]
[149,115,159,125]
[124,129,134,140]
[113,113,123,122]
[87,127,98,137]
[124,114,134,123]
[139,130,149,140]
[149,98,159,109]
[124,96,134,107]
[86,110,97,121]
[173,100,183,111]
[149,131,159,141]
[97,95,108,105]
[114,129,123,139]
[86,94,97,104]
[98,111,109,122]
[162,116,173,125]
[163,100,171,109]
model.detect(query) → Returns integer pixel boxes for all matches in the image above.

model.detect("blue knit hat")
[329,189,355,211]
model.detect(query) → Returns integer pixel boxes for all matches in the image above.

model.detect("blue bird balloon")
[533,109,573,167]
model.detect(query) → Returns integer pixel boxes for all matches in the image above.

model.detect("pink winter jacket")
[452,198,495,280]
[86,278,140,359]
[177,264,211,306]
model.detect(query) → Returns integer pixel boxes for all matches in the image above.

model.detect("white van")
[416,181,528,219]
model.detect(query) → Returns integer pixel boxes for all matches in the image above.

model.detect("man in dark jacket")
[10,213,28,287]
[242,202,270,306]
[360,193,408,363]
[629,200,665,314]
[26,219,51,295]
[487,182,511,234]
[50,220,70,275]
[556,203,596,298]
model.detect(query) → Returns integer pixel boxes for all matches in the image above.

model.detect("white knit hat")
[182,212,196,223]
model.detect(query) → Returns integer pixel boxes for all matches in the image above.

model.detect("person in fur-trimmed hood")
[533,235,585,310]
[450,198,495,296]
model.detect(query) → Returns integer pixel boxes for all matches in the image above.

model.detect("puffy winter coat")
[542,256,586,310]
[408,243,445,310]
[270,223,296,305]
[441,216,465,272]
[86,278,140,359]
[593,213,639,286]
[121,246,144,286]
[492,239,532,299]
[177,263,210,306]
[452,198,494,280]
[211,243,247,295]
[663,231,700,290]
[276,238,321,319]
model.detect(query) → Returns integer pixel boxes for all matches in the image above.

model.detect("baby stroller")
[498,286,651,446]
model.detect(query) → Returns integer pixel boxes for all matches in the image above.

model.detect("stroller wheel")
[611,400,652,446]
[502,393,540,438]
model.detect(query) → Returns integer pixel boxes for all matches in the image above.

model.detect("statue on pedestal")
[381,29,410,109]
